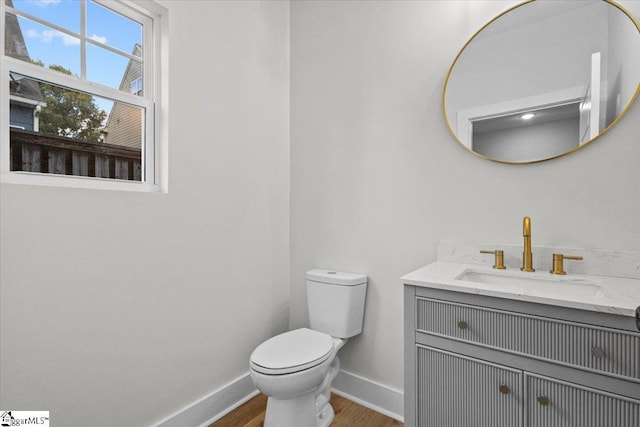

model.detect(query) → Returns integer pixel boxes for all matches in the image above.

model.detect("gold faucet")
[521,216,535,272]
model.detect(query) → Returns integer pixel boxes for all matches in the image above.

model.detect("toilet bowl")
[249,269,367,427]
[250,328,345,427]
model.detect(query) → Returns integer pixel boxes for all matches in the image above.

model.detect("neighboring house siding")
[10,104,34,130]
[103,45,142,149]
[103,103,142,149]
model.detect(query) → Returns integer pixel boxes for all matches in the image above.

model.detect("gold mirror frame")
[443,0,640,164]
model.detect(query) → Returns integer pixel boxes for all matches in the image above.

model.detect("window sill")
[0,171,162,193]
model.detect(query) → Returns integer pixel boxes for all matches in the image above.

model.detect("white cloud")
[89,34,108,44]
[59,32,79,46]
[26,28,80,46]
[27,0,62,6]
[25,29,39,38]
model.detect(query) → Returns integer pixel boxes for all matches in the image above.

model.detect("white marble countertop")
[402,261,640,318]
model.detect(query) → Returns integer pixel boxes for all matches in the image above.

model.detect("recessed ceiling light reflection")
[520,113,535,120]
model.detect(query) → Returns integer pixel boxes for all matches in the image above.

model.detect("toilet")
[249,269,367,427]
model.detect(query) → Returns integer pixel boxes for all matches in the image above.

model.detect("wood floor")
[210,393,403,427]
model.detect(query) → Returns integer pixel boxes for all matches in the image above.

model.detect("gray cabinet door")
[526,373,640,427]
[416,345,522,427]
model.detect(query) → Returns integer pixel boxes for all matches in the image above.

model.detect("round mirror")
[443,0,640,164]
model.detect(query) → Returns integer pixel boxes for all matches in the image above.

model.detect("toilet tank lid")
[306,269,367,286]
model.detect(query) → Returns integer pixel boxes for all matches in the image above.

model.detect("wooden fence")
[10,128,142,181]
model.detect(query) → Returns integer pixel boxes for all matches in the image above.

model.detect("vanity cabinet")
[404,286,640,427]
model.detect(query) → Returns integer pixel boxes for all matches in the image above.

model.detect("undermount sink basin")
[455,269,612,299]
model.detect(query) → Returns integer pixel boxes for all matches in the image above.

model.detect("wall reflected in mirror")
[444,0,640,164]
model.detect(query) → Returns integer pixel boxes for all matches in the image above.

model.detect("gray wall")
[0,1,290,426]
[473,117,579,162]
[290,0,640,394]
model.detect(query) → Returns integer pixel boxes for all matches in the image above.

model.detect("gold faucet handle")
[480,250,506,269]
[550,253,583,275]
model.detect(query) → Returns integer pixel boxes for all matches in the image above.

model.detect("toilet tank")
[306,269,367,339]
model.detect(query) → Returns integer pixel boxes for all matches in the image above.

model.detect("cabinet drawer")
[416,297,640,381]
[526,373,640,427]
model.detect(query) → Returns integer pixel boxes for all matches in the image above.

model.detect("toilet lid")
[250,328,334,375]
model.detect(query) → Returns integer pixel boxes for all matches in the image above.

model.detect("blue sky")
[11,0,142,113]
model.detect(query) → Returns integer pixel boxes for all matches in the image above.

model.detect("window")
[130,76,143,96]
[1,0,167,191]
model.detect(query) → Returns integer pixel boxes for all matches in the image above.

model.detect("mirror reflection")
[444,0,640,163]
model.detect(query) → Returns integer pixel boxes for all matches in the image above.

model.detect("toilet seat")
[250,328,334,375]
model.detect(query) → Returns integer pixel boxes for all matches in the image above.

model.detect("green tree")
[37,64,107,141]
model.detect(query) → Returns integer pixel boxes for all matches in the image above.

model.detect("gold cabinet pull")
[457,320,468,330]
[591,347,606,358]
[550,253,583,275]
[537,396,550,406]
[480,249,506,269]
[499,385,510,395]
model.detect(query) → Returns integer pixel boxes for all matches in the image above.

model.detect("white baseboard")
[155,369,404,426]
[332,369,404,422]
[155,373,258,427]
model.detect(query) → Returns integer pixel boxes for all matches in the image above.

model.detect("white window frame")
[0,0,168,193]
